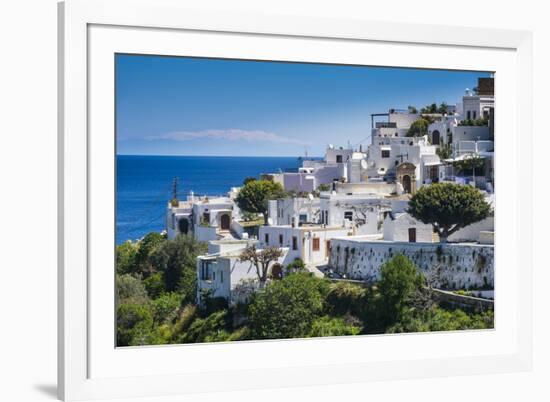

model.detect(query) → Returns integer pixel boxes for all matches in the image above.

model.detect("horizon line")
[116,153,323,158]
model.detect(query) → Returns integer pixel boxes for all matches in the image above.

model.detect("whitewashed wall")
[328,238,494,290]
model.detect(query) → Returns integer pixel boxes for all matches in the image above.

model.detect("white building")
[259,224,351,266]
[319,192,390,236]
[196,239,288,305]
[382,212,435,243]
[267,196,321,226]
[366,135,441,191]
[166,193,238,242]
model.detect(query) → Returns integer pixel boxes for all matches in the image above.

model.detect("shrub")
[308,316,361,337]
[117,303,154,346]
[248,273,328,339]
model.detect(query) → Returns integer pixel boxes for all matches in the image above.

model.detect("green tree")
[116,241,138,275]
[135,232,165,276]
[180,310,231,343]
[377,254,425,327]
[408,183,491,242]
[437,102,449,114]
[436,143,452,159]
[116,274,150,305]
[239,245,284,287]
[235,179,285,224]
[149,235,207,300]
[142,272,165,299]
[243,176,257,185]
[248,273,328,339]
[453,154,486,176]
[317,183,331,192]
[325,282,367,317]
[421,103,438,114]
[406,118,430,137]
[308,316,361,337]
[387,307,494,333]
[152,292,181,324]
[285,258,307,275]
[117,303,155,346]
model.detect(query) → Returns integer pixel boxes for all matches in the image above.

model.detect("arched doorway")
[432,130,440,145]
[396,162,417,194]
[220,214,231,231]
[402,175,412,194]
[178,218,189,234]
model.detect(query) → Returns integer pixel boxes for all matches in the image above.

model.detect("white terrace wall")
[328,239,494,290]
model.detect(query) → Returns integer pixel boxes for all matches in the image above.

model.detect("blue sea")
[116,155,301,244]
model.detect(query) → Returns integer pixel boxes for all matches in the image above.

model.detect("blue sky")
[116,54,489,157]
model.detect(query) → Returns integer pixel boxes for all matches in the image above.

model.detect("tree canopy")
[406,118,430,137]
[408,183,491,242]
[377,254,425,326]
[248,272,328,339]
[149,235,207,299]
[235,179,285,224]
[239,245,284,286]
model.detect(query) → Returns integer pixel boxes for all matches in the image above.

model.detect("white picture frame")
[58,0,533,400]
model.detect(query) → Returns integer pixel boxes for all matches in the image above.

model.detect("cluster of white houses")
[165,77,496,305]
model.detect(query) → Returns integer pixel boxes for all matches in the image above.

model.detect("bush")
[377,254,424,327]
[116,241,138,275]
[387,307,494,333]
[308,316,361,337]
[152,292,181,324]
[116,274,150,305]
[149,235,207,299]
[325,282,367,317]
[117,303,154,346]
[143,272,165,299]
[181,310,230,343]
[248,273,329,339]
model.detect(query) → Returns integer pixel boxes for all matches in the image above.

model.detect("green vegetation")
[406,118,430,137]
[408,183,491,242]
[116,235,493,347]
[238,245,284,286]
[452,154,486,176]
[420,102,449,115]
[235,179,286,225]
[436,143,452,159]
[458,117,489,126]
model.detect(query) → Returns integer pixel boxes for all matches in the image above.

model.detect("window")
[200,261,212,280]
[220,271,223,284]
[381,150,390,158]
[336,155,343,163]
[467,111,471,120]
[299,214,307,223]
[344,211,353,221]
[292,236,298,250]
[312,237,320,251]
[279,234,283,245]
[473,111,477,119]
[265,233,269,244]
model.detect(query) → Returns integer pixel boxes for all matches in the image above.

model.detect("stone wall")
[328,238,494,290]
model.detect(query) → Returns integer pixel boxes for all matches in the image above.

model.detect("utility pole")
[172,177,179,201]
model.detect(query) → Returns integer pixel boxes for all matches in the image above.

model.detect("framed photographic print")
[58,0,533,400]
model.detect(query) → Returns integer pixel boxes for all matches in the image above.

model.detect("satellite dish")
[267,218,273,225]
[308,193,314,200]
[360,159,368,170]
